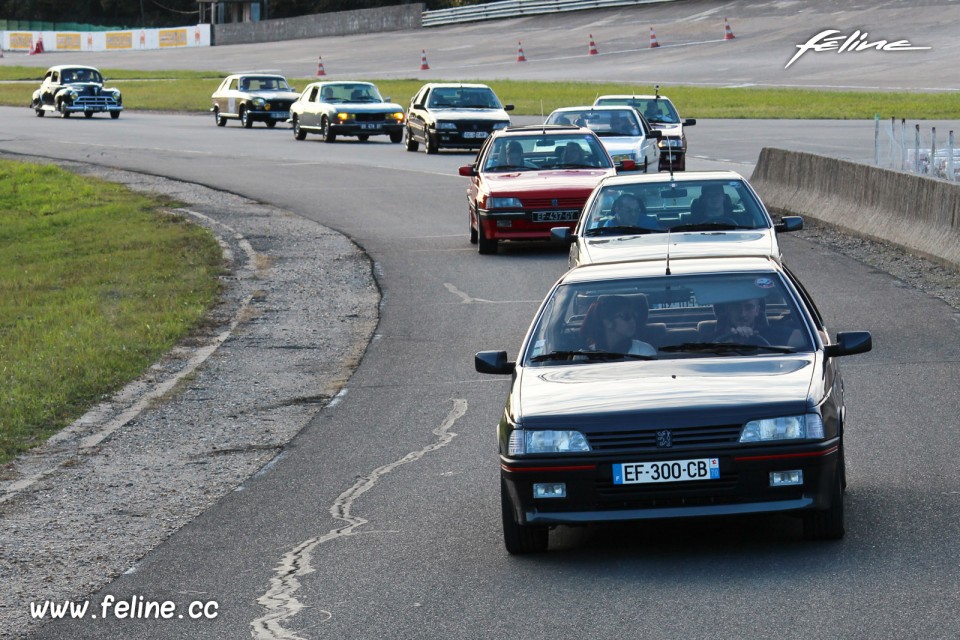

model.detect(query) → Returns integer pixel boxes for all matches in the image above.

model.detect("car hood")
[599,136,650,153]
[252,90,298,100]
[579,230,779,264]
[428,108,511,122]
[328,102,404,113]
[485,169,614,194]
[515,356,816,429]
[651,123,683,137]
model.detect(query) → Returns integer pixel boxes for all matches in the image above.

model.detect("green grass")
[0,159,223,463]
[1,66,958,118]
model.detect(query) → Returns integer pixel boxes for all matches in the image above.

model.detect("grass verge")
[0,159,223,464]
[1,66,958,119]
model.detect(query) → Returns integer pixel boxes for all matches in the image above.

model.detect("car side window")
[308,87,318,102]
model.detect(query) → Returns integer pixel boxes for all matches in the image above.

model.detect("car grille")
[74,96,119,108]
[587,425,743,453]
[594,474,743,508]
[268,100,293,109]
[456,120,497,132]
[356,113,390,122]
[521,196,586,209]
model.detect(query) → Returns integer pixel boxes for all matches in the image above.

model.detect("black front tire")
[84,111,94,119]
[58,101,70,118]
[358,134,369,142]
[405,127,419,151]
[425,133,439,154]
[265,119,277,128]
[110,111,120,120]
[477,221,497,255]
[214,107,226,127]
[803,451,845,541]
[321,117,336,142]
[293,116,306,140]
[501,480,548,554]
[390,131,403,144]
[240,108,253,129]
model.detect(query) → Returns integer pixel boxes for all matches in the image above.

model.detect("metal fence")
[422,0,662,27]
[876,117,959,182]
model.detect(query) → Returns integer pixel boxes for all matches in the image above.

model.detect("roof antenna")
[665,228,672,275]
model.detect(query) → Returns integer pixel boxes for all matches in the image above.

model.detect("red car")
[459,125,633,254]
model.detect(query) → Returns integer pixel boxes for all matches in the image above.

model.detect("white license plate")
[271,112,289,119]
[463,131,488,139]
[613,457,720,485]
[533,210,579,223]
[360,123,382,130]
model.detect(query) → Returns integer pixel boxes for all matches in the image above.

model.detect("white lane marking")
[249,399,468,639]
[443,282,539,304]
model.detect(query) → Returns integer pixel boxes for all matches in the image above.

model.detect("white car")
[544,105,661,173]
[552,170,803,267]
[594,93,696,171]
[289,81,405,143]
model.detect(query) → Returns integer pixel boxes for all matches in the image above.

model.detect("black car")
[31,65,123,119]
[475,256,872,554]
[405,83,513,154]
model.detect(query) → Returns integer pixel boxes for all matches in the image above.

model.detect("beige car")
[210,74,298,128]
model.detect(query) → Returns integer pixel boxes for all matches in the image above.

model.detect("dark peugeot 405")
[476,256,872,554]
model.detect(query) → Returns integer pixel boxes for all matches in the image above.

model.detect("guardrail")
[422,0,665,27]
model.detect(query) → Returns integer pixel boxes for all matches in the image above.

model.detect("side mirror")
[413,102,425,110]
[504,104,515,111]
[458,165,477,177]
[684,118,697,126]
[647,130,663,139]
[775,216,804,233]
[475,350,515,374]
[824,331,872,358]
[551,227,572,242]
[619,159,636,171]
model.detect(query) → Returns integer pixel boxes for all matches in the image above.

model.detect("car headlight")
[739,414,824,442]
[492,122,509,130]
[252,97,265,107]
[509,430,591,455]
[110,89,121,100]
[391,112,405,121]
[486,197,523,208]
[658,138,682,148]
[69,91,79,100]
[435,121,457,130]
[336,112,351,121]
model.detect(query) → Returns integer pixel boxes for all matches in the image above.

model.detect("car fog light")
[497,220,513,228]
[533,483,566,499]
[770,470,803,487]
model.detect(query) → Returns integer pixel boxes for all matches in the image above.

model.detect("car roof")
[49,65,100,72]
[419,82,493,90]
[500,124,589,135]
[228,73,288,79]
[560,255,782,285]
[551,105,640,112]
[595,94,673,101]
[594,170,748,188]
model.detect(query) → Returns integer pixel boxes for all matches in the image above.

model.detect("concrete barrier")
[751,147,960,269]
[212,4,423,46]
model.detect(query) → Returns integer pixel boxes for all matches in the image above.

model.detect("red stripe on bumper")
[734,445,839,463]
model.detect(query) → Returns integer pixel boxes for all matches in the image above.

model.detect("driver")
[711,298,767,342]
[689,183,733,223]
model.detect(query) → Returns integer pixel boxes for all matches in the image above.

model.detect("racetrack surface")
[2,2,960,639]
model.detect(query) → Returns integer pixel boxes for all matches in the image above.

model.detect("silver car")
[290,81,405,143]
[545,106,661,173]
[594,92,696,171]
[553,170,803,268]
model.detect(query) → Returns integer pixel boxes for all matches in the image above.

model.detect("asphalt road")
[3,1,960,638]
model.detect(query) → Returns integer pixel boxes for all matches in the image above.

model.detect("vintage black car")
[475,256,872,554]
[210,74,298,128]
[31,65,123,119]
[405,83,513,154]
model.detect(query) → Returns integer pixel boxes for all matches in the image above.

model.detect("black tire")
[110,111,120,120]
[469,210,478,244]
[265,119,277,128]
[425,133,439,155]
[58,101,70,118]
[321,117,336,142]
[35,108,45,118]
[240,108,253,129]
[803,450,845,541]
[214,107,226,127]
[405,127,419,152]
[477,220,497,255]
[84,111,94,119]
[501,480,548,554]
[358,134,369,141]
[293,116,306,141]
[390,131,403,144]
[676,156,686,171]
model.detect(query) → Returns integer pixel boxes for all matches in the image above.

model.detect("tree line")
[2,0,491,28]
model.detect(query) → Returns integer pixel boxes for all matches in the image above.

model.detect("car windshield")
[546,109,642,137]
[241,77,291,91]
[427,87,500,109]
[523,272,814,366]
[595,97,680,125]
[482,134,612,172]
[580,179,771,235]
[62,68,102,84]
[320,83,383,103]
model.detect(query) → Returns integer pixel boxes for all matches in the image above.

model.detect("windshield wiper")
[659,342,796,354]
[530,350,656,362]
[489,164,531,172]
[583,225,663,237]
[669,222,748,232]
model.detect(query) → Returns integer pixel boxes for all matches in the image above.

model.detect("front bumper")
[433,129,495,149]
[247,109,291,122]
[332,122,404,136]
[500,440,841,526]
[478,208,582,241]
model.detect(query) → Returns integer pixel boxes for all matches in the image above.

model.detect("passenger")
[580,295,657,356]
[609,112,639,136]
[689,184,735,222]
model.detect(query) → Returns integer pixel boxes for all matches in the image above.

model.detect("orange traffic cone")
[588,34,599,55]
[516,41,526,62]
[36,36,44,53]
[420,49,430,70]
[316,56,326,76]
[649,27,660,48]
[723,18,736,40]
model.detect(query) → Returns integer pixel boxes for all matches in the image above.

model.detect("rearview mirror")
[660,187,688,199]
